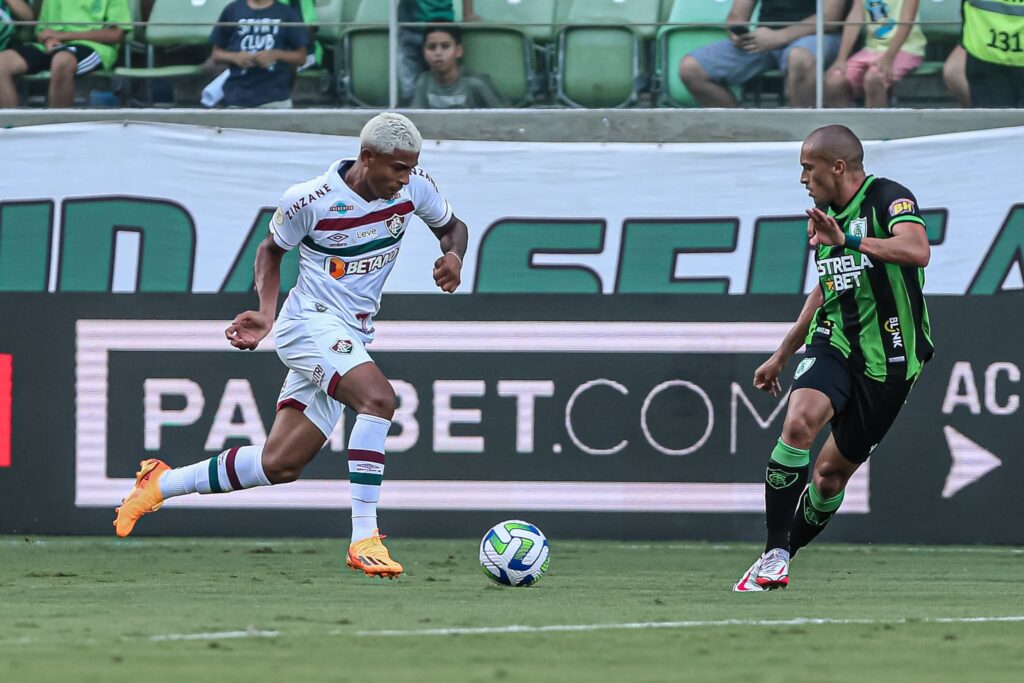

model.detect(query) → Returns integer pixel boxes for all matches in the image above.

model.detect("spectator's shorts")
[844,49,923,95]
[688,33,840,87]
[16,43,102,76]
[273,314,374,438]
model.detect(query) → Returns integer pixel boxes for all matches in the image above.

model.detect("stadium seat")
[915,0,963,76]
[116,0,233,80]
[315,0,347,43]
[460,0,559,106]
[656,0,731,107]
[340,0,389,106]
[555,0,661,108]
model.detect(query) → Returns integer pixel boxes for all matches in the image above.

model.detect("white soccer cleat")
[755,548,790,590]
[733,548,790,592]
[733,555,767,592]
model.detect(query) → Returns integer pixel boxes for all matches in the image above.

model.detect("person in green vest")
[826,0,927,107]
[961,0,1024,106]
[399,0,478,103]
[0,0,35,52]
[0,0,131,107]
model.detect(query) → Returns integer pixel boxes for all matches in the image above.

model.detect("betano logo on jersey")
[326,247,400,279]
[818,253,874,292]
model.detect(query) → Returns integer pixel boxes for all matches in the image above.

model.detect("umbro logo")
[314,303,328,313]
[327,233,348,244]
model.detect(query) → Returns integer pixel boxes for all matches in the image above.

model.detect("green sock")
[763,439,810,553]
[789,483,845,555]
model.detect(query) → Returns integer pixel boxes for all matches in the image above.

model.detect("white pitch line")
[149,629,278,642]
[356,615,1024,638]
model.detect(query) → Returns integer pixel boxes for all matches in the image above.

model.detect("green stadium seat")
[471,0,559,42]
[915,0,963,76]
[116,0,233,80]
[341,0,390,106]
[656,0,732,107]
[460,1,558,106]
[315,0,347,42]
[556,0,661,108]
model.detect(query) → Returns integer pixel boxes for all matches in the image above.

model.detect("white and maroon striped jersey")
[269,158,453,339]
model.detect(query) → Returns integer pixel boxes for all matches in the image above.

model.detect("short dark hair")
[423,23,462,45]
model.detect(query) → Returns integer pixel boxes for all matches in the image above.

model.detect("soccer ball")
[479,520,550,587]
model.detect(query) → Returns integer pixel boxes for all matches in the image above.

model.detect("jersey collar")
[829,175,875,222]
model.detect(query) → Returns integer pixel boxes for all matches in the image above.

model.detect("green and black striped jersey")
[806,176,934,382]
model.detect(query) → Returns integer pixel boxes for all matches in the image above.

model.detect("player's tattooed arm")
[431,215,469,293]
[225,233,286,350]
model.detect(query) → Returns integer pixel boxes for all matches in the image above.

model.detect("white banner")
[1,121,1022,294]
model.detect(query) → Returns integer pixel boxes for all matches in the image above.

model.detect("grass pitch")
[1,537,1021,683]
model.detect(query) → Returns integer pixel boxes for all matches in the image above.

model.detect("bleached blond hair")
[359,112,423,155]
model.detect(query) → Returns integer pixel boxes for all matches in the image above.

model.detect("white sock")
[158,445,270,498]
[347,414,391,542]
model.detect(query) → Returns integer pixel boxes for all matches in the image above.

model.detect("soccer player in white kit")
[113,113,469,578]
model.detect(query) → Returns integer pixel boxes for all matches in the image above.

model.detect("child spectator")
[826,0,926,108]
[410,23,504,109]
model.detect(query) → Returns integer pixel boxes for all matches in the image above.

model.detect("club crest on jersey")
[385,214,405,238]
[888,198,915,217]
[794,357,815,379]
[849,217,867,238]
[331,339,353,354]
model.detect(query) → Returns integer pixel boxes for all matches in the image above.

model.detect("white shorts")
[274,314,374,437]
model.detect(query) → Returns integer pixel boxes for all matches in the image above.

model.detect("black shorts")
[965,53,1024,108]
[15,43,102,76]
[791,344,916,464]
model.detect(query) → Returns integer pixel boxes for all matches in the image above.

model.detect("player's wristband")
[843,233,862,252]
[446,251,463,266]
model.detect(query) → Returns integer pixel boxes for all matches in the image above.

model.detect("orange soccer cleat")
[113,459,170,538]
[346,530,404,579]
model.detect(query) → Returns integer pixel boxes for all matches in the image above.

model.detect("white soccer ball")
[479,520,550,587]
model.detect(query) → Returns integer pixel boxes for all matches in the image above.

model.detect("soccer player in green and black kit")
[734,125,933,592]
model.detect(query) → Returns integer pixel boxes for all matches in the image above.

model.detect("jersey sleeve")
[875,182,926,237]
[268,185,315,250]
[409,167,454,229]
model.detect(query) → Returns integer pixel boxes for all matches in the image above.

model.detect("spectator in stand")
[943,44,970,108]
[961,0,1024,107]
[825,0,926,108]
[399,0,478,103]
[411,24,504,108]
[679,0,847,108]
[0,0,130,107]
[0,1,35,52]
[210,0,309,109]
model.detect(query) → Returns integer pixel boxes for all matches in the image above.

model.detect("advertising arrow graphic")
[942,426,1002,499]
